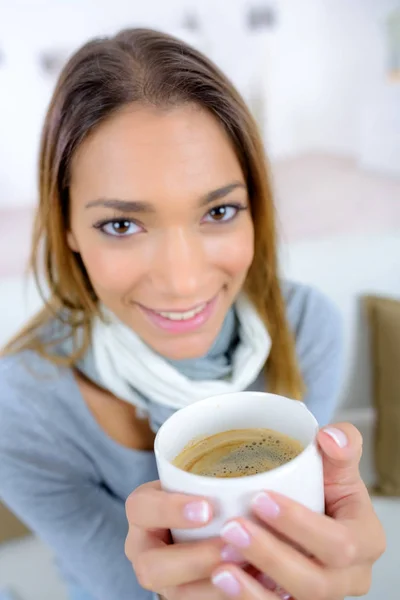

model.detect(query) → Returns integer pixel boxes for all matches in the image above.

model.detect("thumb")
[318,422,363,485]
[317,423,367,515]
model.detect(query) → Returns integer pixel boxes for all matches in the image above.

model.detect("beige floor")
[0,496,399,600]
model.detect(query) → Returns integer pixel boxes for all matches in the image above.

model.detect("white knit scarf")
[91,295,271,412]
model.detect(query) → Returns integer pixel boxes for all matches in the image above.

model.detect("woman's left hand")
[211,423,386,600]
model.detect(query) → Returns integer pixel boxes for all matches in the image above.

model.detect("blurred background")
[0,0,399,598]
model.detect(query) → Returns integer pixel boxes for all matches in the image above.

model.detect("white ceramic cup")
[154,391,324,542]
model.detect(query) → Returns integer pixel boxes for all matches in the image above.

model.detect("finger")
[318,423,371,518]
[134,538,244,590]
[126,480,213,529]
[212,565,278,599]
[318,423,362,484]
[251,491,358,568]
[125,521,165,565]
[219,518,343,600]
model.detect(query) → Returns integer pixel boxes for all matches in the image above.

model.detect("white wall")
[318,0,400,174]
[261,0,329,158]
[262,0,400,161]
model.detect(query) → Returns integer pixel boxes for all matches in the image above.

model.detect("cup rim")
[154,392,320,486]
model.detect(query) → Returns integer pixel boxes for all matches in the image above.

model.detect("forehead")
[70,104,244,202]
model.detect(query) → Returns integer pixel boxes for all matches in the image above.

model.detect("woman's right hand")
[125,480,240,599]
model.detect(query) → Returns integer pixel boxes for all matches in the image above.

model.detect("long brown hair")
[3,28,303,399]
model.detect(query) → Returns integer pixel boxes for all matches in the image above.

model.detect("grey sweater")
[0,282,343,600]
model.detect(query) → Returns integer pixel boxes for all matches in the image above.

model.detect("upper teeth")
[156,303,207,321]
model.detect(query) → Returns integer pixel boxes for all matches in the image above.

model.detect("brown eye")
[110,220,131,234]
[203,205,242,224]
[210,206,229,221]
[97,219,141,237]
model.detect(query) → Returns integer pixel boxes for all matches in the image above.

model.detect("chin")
[154,333,216,361]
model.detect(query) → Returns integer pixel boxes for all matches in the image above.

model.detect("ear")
[67,230,79,253]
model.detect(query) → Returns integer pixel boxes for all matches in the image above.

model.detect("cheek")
[78,243,144,297]
[205,219,254,277]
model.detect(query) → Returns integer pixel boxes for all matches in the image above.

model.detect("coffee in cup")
[173,428,304,478]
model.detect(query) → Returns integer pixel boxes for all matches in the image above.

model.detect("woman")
[0,28,384,600]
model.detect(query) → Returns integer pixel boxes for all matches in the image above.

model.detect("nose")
[152,228,207,298]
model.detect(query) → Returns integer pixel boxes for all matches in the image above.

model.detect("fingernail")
[212,570,241,596]
[323,427,348,448]
[252,491,280,518]
[183,500,211,523]
[221,544,245,564]
[221,521,251,548]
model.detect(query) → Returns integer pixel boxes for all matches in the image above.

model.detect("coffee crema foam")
[173,428,304,478]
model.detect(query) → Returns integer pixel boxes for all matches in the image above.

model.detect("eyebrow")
[84,181,247,212]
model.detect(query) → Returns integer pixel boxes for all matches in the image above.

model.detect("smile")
[138,295,219,334]
[153,303,207,321]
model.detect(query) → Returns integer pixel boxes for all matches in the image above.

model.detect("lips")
[138,295,219,334]
[141,298,213,321]
[153,303,207,322]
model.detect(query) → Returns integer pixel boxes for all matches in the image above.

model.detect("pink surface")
[0,154,399,277]
[273,154,400,242]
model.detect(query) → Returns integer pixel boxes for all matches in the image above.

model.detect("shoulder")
[281,279,343,350]
[0,349,72,405]
[0,350,100,488]
[0,350,78,449]
[281,281,344,424]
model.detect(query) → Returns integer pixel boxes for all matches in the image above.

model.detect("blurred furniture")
[364,295,400,496]
[0,504,29,545]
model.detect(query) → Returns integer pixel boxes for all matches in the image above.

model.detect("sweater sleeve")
[284,282,345,426]
[0,385,152,600]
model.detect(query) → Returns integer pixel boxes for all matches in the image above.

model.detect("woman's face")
[68,104,254,359]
